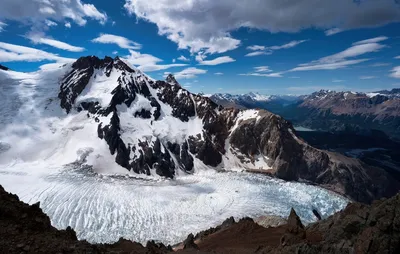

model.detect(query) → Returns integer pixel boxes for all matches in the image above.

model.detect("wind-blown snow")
[76,68,122,107]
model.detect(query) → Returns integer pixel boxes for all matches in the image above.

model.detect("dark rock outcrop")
[182,234,199,250]
[0,64,9,71]
[280,209,306,246]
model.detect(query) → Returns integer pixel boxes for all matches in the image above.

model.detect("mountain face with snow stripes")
[0,56,398,203]
[211,89,400,139]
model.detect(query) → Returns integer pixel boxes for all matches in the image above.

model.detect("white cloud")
[254,66,272,73]
[65,22,71,28]
[112,51,118,55]
[28,36,85,52]
[332,79,345,82]
[325,28,343,36]
[214,72,224,75]
[178,55,190,62]
[0,21,6,32]
[125,50,162,66]
[268,40,308,50]
[0,42,74,63]
[81,2,107,24]
[390,66,400,79]
[45,20,57,27]
[246,40,307,57]
[239,65,281,77]
[124,0,400,54]
[172,58,176,63]
[318,42,385,63]
[290,59,369,71]
[370,62,391,67]
[353,36,388,45]
[246,45,266,51]
[0,0,107,27]
[198,56,235,66]
[245,51,270,57]
[360,76,377,80]
[92,34,141,50]
[173,67,207,79]
[290,39,386,72]
[124,50,187,72]
[239,72,283,78]
[395,56,400,59]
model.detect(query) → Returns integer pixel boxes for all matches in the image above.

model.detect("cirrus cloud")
[172,67,207,79]
[92,34,142,50]
[197,56,235,66]
[289,38,387,72]
[0,42,74,63]
[28,36,85,52]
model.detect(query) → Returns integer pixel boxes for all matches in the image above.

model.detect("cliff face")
[1,184,399,254]
[228,110,399,203]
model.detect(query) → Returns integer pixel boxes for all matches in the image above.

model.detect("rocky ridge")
[210,89,400,139]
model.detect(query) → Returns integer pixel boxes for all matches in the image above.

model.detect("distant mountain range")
[210,89,400,139]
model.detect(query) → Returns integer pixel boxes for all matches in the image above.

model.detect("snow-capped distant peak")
[245,92,271,101]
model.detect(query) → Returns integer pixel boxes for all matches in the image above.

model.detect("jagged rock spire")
[166,74,180,86]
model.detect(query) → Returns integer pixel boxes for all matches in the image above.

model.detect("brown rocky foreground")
[0,184,399,254]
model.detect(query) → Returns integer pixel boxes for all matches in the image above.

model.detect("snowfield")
[0,164,348,245]
[0,65,348,245]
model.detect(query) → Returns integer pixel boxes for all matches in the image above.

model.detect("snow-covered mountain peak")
[1,55,396,204]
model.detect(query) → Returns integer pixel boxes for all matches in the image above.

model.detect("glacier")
[0,62,348,245]
[0,163,347,245]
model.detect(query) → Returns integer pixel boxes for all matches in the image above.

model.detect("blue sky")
[1,0,400,95]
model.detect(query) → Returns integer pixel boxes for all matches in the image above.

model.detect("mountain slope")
[0,56,399,202]
[281,90,400,139]
[210,92,299,113]
[210,90,400,139]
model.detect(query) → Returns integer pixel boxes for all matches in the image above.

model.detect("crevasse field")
[0,65,348,245]
[0,164,348,245]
